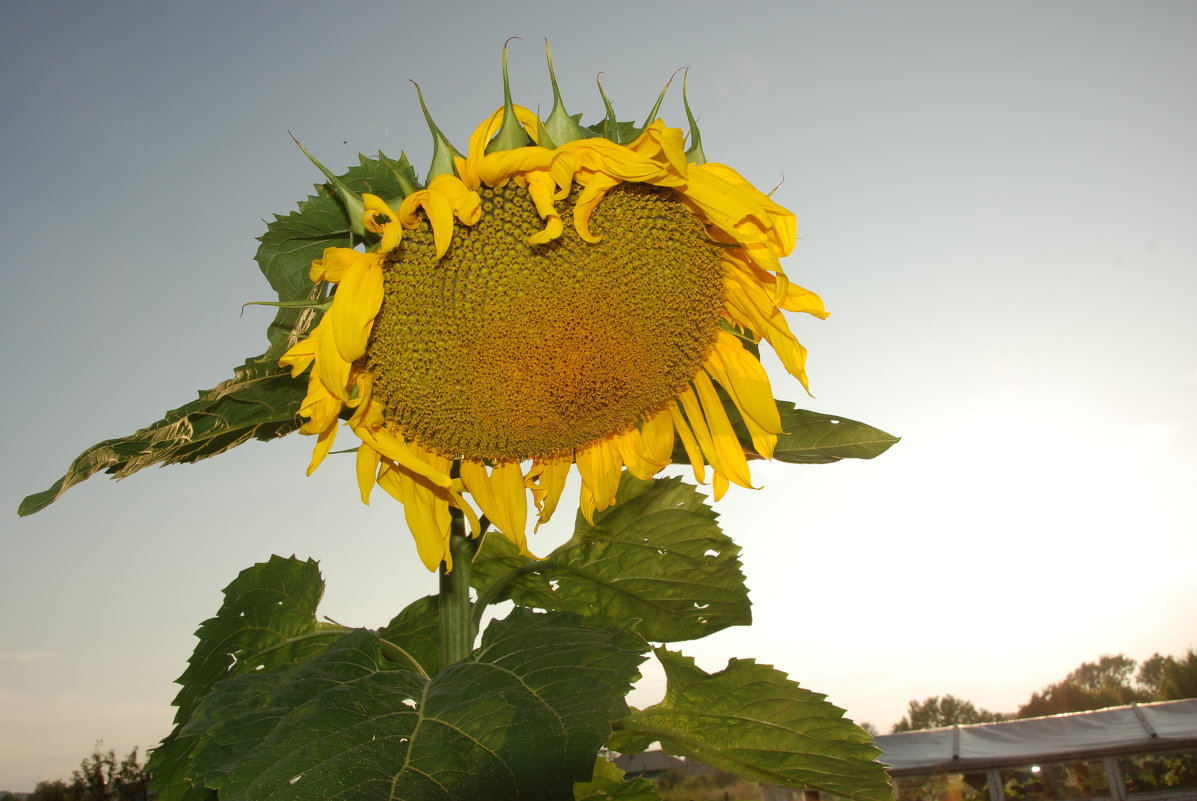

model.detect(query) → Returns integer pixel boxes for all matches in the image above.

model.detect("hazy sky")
[3,0,1195,791]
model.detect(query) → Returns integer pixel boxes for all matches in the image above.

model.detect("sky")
[2,0,1195,791]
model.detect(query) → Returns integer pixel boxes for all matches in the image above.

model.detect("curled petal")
[363,193,403,253]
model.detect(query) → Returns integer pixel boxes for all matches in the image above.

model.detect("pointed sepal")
[290,133,366,238]
[542,40,593,145]
[412,81,463,181]
[487,39,534,154]
[683,69,706,164]
[630,69,679,140]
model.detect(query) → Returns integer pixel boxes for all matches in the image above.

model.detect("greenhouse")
[873,699,1197,801]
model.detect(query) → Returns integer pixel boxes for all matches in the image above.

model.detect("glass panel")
[893,772,991,801]
[1002,760,1110,801]
[1120,749,1197,795]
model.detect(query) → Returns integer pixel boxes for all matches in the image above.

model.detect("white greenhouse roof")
[874,699,1197,776]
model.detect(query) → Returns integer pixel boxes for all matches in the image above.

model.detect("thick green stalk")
[438,508,474,666]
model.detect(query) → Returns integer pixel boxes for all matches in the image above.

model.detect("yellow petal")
[459,460,529,553]
[328,252,383,363]
[705,330,782,458]
[279,336,316,377]
[398,189,455,260]
[640,406,676,466]
[528,455,571,530]
[724,271,811,392]
[355,443,381,504]
[614,427,658,481]
[572,173,619,243]
[427,174,482,226]
[311,246,365,284]
[363,194,403,253]
[575,439,622,523]
[348,400,453,490]
[692,371,754,489]
[668,401,707,485]
[377,462,452,572]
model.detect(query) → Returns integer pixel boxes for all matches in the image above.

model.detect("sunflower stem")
[438,508,475,666]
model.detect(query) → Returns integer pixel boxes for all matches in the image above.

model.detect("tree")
[27,780,75,801]
[892,695,1006,733]
[1137,653,1171,698]
[26,745,149,801]
[1159,649,1197,700]
[1018,654,1147,718]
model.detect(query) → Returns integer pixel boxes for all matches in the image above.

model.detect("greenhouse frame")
[872,699,1197,801]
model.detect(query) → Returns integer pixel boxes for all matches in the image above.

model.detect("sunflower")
[279,52,828,571]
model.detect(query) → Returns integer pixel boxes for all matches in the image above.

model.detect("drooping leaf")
[20,151,418,515]
[377,594,441,676]
[574,757,662,800]
[164,610,647,801]
[471,475,750,642]
[610,649,890,801]
[19,357,307,516]
[149,556,343,801]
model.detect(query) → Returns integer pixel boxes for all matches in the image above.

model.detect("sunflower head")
[280,46,829,571]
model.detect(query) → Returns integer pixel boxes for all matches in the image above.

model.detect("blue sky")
[3,0,1196,790]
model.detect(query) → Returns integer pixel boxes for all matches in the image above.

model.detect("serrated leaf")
[673,398,899,467]
[610,649,890,801]
[168,610,647,801]
[20,152,419,515]
[471,475,750,642]
[574,757,662,800]
[377,594,440,676]
[148,557,342,801]
[19,356,307,516]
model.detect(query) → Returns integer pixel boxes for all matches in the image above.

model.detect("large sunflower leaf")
[19,152,417,516]
[163,610,646,801]
[18,356,306,517]
[574,758,662,800]
[149,556,343,801]
[610,649,890,801]
[471,475,749,642]
[377,594,441,676]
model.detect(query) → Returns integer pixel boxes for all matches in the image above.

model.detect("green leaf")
[377,594,441,676]
[149,556,343,801]
[610,649,890,801]
[574,757,662,800]
[167,610,647,801]
[20,151,419,515]
[471,475,750,642]
[673,399,899,467]
[769,405,900,464]
[19,356,307,517]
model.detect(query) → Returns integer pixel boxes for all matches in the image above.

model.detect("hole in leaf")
[548,579,560,592]
[829,419,840,424]
[656,548,667,555]
[693,602,710,610]
[289,774,303,785]
[704,549,719,558]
